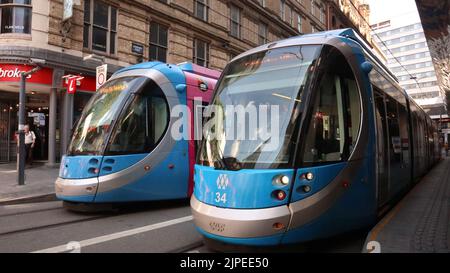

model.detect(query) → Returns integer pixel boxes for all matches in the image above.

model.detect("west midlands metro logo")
[216,174,230,190]
[0,68,32,79]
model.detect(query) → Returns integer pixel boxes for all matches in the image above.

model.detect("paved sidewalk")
[0,162,59,204]
[364,158,450,253]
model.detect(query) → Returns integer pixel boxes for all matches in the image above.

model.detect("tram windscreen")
[199,45,321,169]
[68,76,146,155]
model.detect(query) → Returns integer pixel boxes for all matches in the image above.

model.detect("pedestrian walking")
[23,125,36,165]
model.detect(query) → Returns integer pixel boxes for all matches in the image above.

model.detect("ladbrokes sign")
[0,64,53,85]
[0,67,32,79]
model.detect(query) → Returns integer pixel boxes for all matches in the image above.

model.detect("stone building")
[0,0,373,165]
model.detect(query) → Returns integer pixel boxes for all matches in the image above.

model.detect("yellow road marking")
[369,198,406,242]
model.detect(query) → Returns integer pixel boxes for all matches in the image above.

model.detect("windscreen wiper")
[214,142,231,171]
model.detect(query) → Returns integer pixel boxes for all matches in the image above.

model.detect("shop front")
[0,63,96,164]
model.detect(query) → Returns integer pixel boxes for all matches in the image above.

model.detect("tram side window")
[106,80,169,155]
[397,103,410,165]
[302,47,361,165]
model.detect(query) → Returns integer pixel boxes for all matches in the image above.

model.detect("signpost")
[17,66,42,186]
[62,75,84,94]
[67,77,77,94]
[96,64,108,90]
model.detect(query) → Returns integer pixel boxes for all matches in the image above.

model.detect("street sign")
[67,77,77,94]
[62,75,84,94]
[96,64,108,90]
[132,43,144,55]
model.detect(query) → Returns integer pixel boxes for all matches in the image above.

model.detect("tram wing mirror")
[361,61,373,74]
[176,84,186,93]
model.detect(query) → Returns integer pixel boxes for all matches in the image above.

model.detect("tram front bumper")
[190,195,291,240]
[55,177,98,202]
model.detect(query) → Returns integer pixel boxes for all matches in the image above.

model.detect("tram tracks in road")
[31,215,195,253]
[0,206,62,218]
[0,210,114,238]
[0,199,193,238]
[0,199,199,252]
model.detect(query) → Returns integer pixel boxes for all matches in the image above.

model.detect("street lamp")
[17,59,45,185]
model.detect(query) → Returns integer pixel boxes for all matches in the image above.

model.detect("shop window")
[149,22,168,63]
[302,47,361,165]
[73,92,93,125]
[83,0,117,54]
[0,0,32,34]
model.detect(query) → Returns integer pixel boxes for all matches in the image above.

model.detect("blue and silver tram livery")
[55,62,219,205]
[191,29,440,246]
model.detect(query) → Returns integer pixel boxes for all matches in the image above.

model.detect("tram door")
[374,89,390,207]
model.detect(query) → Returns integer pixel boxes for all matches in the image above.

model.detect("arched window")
[106,80,169,155]
[302,46,361,165]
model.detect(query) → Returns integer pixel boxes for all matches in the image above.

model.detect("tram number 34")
[215,192,227,204]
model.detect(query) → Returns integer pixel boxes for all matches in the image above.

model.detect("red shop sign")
[0,64,53,85]
[67,77,77,94]
[63,75,85,94]
[63,73,96,93]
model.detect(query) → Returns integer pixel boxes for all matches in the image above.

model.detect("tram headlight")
[273,175,290,186]
[303,185,312,193]
[280,175,289,185]
[305,172,314,181]
[273,190,287,201]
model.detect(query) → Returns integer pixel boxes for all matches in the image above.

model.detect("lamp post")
[17,65,42,186]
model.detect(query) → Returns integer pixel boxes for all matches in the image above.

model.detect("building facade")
[339,0,371,43]
[415,0,450,143]
[0,0,373,165]
[372,19,447,120]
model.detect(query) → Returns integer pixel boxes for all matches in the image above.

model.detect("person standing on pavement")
[23,125,36,165]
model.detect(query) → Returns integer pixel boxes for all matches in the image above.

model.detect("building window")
[193,38,209,67]
[229,52,237,61]
[230,4,240,38]
[320,8,325,23]
[0,0,32,34]
[311,0,315,15]
[311,24,316,33]
[297,15,303,33]
[280,0,286,20]
[258,22,268,45]
[149,22,168,62]
[258,0,266,7]
[194,0,208,21]
[83,0,117,54]
[290,8,294,26]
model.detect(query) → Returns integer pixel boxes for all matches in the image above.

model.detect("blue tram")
[191,29,440,246]
[55,62,219,205]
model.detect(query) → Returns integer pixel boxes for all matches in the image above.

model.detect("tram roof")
[232,28,398,85]
[113,61,221,80]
